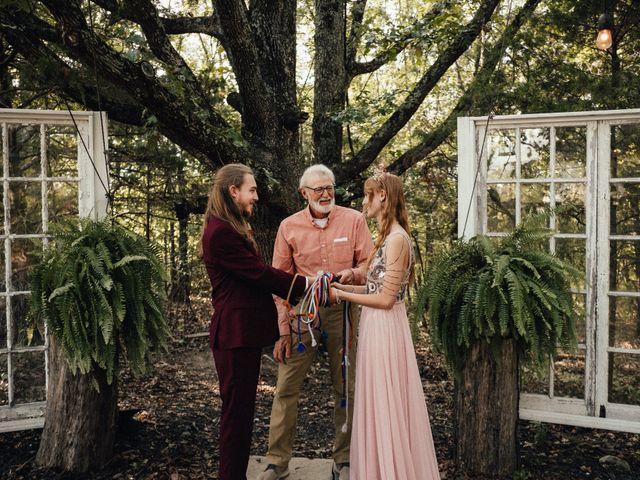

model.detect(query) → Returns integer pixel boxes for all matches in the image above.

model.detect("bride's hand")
[329,286,342,305]
[332,282,347,291]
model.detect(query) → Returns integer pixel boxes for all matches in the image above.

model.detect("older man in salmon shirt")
[257,165,373,480]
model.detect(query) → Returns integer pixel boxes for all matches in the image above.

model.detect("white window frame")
[458,108,640,434]
[0,109,108,433]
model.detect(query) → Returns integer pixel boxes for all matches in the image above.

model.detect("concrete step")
[247,456,333,479]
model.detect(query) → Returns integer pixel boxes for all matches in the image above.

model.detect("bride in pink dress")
[330,172,440,480]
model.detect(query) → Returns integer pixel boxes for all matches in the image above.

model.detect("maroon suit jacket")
[202,216,306,349]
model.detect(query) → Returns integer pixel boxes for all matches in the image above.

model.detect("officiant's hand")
[274,334,291,363]
[335,268,355,285]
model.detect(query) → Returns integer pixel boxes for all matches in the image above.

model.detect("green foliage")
[414,217,579,375]
[29,218,169,387]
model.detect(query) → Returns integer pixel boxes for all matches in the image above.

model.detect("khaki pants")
[265,303,358,467]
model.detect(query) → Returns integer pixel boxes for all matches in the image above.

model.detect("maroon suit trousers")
[212,346,263,480]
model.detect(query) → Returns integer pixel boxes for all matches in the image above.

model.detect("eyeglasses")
[304,185,335,195]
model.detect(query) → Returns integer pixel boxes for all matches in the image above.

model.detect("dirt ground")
[1,330,639,480]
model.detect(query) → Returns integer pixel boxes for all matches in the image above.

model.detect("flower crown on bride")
[371,164,388,182]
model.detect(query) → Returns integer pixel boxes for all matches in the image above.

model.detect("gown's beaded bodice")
[366,232,412,303]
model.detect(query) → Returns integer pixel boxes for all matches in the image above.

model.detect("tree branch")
[120,0,212,111]
[90,0,224,39]
[10,0,245,165]
[347,0,454,78]
[0,14,145,124]
[213,0,274,135]
[346,0,367,67]
[335,0,501,183]
[387,0,542,177]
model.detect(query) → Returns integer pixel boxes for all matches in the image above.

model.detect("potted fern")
[414,218,579,477]
[29,218,169,472]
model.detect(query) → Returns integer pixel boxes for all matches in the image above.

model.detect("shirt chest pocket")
[332,238,353,264]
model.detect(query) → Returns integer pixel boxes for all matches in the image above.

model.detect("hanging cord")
[64,101,113,210]
[59,2,113,215]
[461,0,516,237]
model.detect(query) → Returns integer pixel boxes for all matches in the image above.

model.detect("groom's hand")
[274,334,291,363]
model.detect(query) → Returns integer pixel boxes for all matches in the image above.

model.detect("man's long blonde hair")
[199,163,257,256]
[364,172,411,267]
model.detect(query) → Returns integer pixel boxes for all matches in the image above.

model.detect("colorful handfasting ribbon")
[289,272,334,353]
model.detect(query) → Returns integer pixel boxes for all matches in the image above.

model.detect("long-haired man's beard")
[242,202,255,218]
[309,197,334,214]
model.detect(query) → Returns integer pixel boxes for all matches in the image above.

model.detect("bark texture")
[36,337,118,472]
[455,339,519,477]
[313,0,346,164]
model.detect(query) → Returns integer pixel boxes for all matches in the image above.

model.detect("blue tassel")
[297,343,307,353]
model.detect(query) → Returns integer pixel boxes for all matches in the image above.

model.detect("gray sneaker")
[256,464,290,480]
[331,462,350,480]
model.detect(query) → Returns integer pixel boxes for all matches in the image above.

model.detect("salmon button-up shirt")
[272,205,374,335]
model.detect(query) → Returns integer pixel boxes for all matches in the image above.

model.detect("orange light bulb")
[596,28,613,50]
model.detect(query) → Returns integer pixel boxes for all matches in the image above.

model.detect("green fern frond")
[28,218,168,390]
[413,215,579,375]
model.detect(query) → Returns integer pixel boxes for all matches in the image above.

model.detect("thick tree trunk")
[455,338,519,476]
[36,337,118,472]
[313,0,347,166]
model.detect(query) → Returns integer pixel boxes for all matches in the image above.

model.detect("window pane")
[611,123,640,179]
[555,238,586,290]
[11,238,43,292]
[521,183,550,221]
[555,127,586,178]
[8,125,40,178]
[9,182,42,235]
[0,354,7,406]
[13,351,46,403]
[573,293,586,345]
[12,294,41,348]
[487,129,516,181]
[46,125,78,178]
[608,352,640,406]
[553,350,585,399]
[609,296,640,349]
[609,240,640,292]
[487,183,516,232]
[555,183,586,234]
[521,364,549,395]
[48,182,79,218]
[521,128,550,179]
[610,183,640,236]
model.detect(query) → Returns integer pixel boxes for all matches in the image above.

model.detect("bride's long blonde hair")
[363,171,411,268]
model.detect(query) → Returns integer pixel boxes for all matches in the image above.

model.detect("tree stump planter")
[455,338,519,477]
[36,338,118,472]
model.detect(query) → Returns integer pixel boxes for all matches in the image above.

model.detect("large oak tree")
[0,0,544,247]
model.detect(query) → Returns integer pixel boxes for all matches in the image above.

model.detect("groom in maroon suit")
[200,164,307,480]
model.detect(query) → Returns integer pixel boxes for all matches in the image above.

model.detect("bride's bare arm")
[333,282,367,294]
[331,234,409,310]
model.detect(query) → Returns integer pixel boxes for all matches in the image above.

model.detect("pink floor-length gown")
[350,232,440,480]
